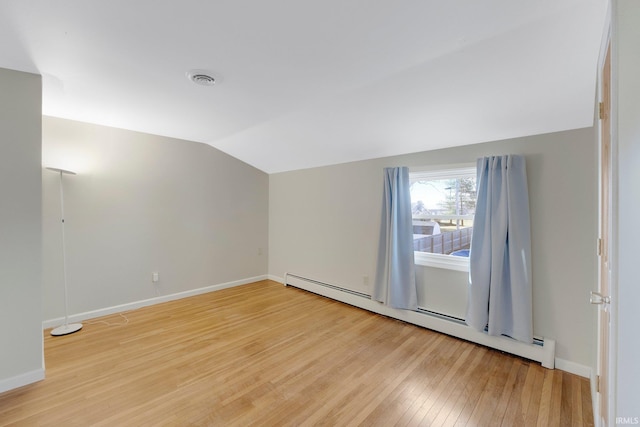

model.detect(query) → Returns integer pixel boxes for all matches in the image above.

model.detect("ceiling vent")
[186,69,219,87]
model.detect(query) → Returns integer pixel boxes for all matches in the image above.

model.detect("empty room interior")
[1,1,639,425]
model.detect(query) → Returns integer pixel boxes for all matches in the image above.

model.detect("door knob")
[590,291,611,305]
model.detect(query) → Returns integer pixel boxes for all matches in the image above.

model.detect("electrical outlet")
[363,276,369,287]
[152,272,159,283]
[258,247,263,256]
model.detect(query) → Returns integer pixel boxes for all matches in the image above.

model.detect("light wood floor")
[1,280,593,426]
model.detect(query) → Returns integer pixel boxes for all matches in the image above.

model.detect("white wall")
[269,128,598,366]
[0,68,43,391]
[613,0,640,418]
[42,117,269,322]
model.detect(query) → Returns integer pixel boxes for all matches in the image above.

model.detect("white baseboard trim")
[554,358,592,378]
[43,275,268,329]
[268,274,285,283]
[0,368,45,394]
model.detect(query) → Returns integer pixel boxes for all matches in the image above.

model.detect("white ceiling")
[0,1,607,173]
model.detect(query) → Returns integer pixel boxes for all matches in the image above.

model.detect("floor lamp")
[47,167,83,336]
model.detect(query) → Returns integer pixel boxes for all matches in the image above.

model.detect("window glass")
[410,167,476,261]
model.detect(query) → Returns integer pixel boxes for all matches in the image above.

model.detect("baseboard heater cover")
[284,273,555,369]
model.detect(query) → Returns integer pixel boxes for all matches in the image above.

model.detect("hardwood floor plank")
[500,360,532,425]
[0,281,593,426]
[548,366,564,426]
[523,365,545,426]
[560,371,574,426]
[436,346,489,426]
[411,343,474,425]
[347,334,454,426]
[328,335,446,425]
[536,367,556,426]
[489,357,523,425]
[582,375,596,427]
[466,351,510,425]
[393,336,467,426]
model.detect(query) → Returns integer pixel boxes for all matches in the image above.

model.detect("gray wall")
[0,69,43,386]
[269,127,598,366]
[42,117,269,321]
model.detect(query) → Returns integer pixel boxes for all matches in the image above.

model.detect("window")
[410,165,476,271]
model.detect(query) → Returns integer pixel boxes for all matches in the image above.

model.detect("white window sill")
[414,251,470,272]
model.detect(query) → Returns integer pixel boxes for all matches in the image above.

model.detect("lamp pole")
[47,167,83,336]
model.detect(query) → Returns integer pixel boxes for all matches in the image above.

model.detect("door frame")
[597,40,612,425]
[596,9,616,426]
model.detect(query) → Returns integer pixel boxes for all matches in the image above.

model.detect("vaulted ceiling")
[0,1,607,173]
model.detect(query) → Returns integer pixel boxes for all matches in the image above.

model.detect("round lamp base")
[50,323,83,336]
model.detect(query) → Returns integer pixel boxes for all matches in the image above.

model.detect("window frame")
[410,163,476,272]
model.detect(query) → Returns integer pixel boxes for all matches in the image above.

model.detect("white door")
[592,41,612,425]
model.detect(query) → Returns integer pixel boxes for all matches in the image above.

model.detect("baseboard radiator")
[284,273,555,369]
